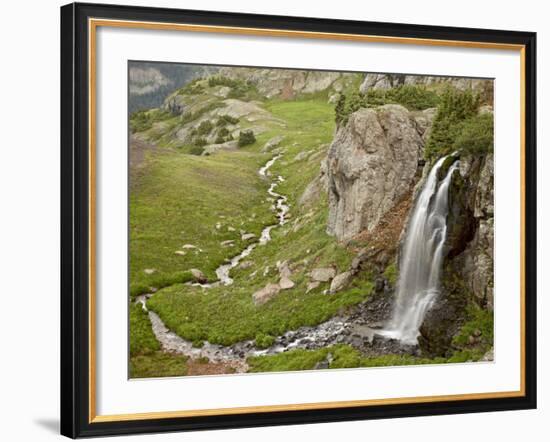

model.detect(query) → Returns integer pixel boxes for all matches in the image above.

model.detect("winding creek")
[135,153,431,371]
[136,154,336,372]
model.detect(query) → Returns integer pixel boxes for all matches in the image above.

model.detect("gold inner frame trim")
[88,17,527,424]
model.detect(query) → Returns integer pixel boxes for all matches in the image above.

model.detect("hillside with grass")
[128,67,494,378]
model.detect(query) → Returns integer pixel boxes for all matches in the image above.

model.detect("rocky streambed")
[136,289,416,373]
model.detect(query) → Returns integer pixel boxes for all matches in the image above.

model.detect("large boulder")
[326,105,424,241]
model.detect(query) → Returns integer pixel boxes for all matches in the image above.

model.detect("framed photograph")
[60,2,537,438]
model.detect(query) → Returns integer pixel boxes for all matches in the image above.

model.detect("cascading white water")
[382,156,459,344]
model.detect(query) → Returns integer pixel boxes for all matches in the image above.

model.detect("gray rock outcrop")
[359,73,494,103]
[217,67,357,99]
[326,104,424,241]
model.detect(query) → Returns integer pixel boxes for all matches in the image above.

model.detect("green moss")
[255,333,276,349]
[452,304,494,350]
[383,262,398,286]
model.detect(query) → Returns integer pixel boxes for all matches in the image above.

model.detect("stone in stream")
[252,283,281,305]
[309,267,336,282]
[238,260,254,270]
[189,268,207,284]
[329,271,353,294]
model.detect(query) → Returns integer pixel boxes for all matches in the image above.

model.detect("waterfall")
[382,156,459,344]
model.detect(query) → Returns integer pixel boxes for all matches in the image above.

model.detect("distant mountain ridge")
[128,62,219,114]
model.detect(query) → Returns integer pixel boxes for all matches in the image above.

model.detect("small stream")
[137,296,386,373]
[137,154,307,371]
[191,154,290,287]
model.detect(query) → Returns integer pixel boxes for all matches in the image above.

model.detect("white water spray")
[382,156,459,344]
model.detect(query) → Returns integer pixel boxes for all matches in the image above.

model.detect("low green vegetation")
[188,145,205,156]
[130,109,173,133]
[255,333,276,349]
[424,88,483,160]
[217,115,239,126]
[452,113,494,155]
[181,102,225,125]
[207,76,260,100]
[452,304,494,350]
[247,344,447,373]
[129,303,160,355]
[238,129,256,147]
[335,85,440,125]
[383,262,398,286]
[130,352,188,378]
[177,78,205,95]
[197,120,214,135]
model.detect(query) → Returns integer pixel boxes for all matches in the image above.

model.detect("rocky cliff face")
[359,73,494,104]
[218,67,357,99]
[325,99,493,357]
[419,153,494,356]
[326,104,429,241]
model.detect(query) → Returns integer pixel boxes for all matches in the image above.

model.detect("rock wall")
[218,67,357,99]
[326,104,427,241]
[359,73,494,104]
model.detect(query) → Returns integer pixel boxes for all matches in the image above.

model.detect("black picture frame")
[61,2,537,438]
